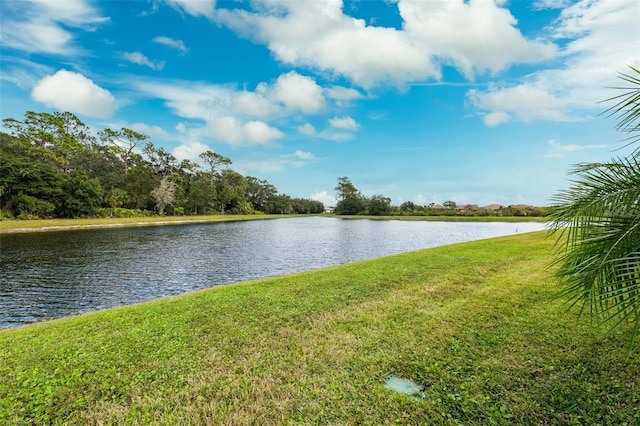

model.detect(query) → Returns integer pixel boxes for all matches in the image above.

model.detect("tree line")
[333,176,549,217]
[0,111,323,219]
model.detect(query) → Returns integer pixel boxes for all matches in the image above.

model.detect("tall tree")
[368,194,391,216]
[143,142,180,176]
[151,175,176,215]
[199,150,231,183]
[58,171,104,218]
[217,169,251,214]
[99,127,148,178]
[245,176,277,212]
[334,176,366,215]
[2,111,87,172]
[548,66,640,341]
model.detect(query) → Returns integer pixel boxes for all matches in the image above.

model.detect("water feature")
[0,216,545,328]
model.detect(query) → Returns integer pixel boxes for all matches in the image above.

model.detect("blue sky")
[1,0,638,207]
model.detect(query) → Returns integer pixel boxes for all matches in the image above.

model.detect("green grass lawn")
[1,231,638,424]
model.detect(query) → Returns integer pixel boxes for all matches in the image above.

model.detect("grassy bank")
[1,232,638,424]
[0,214,288,234]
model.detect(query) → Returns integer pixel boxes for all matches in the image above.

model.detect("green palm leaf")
[549,66,640,342]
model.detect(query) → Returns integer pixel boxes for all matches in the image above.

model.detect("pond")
[0,216,545,328]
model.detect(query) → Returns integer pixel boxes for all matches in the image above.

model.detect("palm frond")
[601,66,640,151]
[549,155,640,338]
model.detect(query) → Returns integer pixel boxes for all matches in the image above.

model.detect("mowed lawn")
[1,231,638,424]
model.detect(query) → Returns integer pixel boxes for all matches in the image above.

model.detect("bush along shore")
[1,231,639,424]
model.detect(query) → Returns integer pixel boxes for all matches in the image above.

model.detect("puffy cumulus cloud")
[325,86,365,106]
[165,0,216,19]
[216,1,434,88]
[483,111,512,127]
[207,116,284,146]
[308,190,336,206]
[173,141,212,162]
[31,70,115,118]
[298,123,316,135]
[467,84,566,126]
[399,0,557,79]
[123,52,165,71]
[153,36,189,54]
[467,0,639,126]
[231,90,281,119]
[0,0,108,55]
[329,116,360,131]
[260,71,326,114]
[133,72,334,122]
[215,0,556,88]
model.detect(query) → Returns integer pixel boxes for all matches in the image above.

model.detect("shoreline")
[0,214,546,234]
[0,215,285,234]
[0,218,250,234]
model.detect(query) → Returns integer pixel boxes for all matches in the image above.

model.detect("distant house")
[431,203,444,209]
[458,204,479,211]
[324,206,335,213]
[481,204,503,211]
[510,204,534,210]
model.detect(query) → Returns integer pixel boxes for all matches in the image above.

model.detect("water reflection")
[0,216,544,328]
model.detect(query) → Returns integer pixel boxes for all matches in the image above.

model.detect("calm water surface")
[0,216,544,328]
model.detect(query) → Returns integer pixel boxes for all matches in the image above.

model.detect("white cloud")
[483,111,512,127]
[325,86,365,106]
[132,72,327,122]
[153,36,188,54]
[468,84,566,125]
[133,79,235,120]
[128,122,170,139]
[533,0,573,10]
[215,0,556,88]
[279,150,322,168]
[207,116,284,146]
[232,90,281,118]
[467,0,640,126]
[308,190,336,206]
[545,139,608,158]
[175,122,187,133]
[293,150,315,160]
[0,0,108,55]
[399,0,557,79]
[329,116,360,131]
[173,141,212,162]
[298,123,316,135]
[123,52,165,71]
[262,71,326,114]
[165,0,216,19]
[31,70,115,118]
[317,130,354,142]
[413,194,427,205]
[0,58,54,89]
